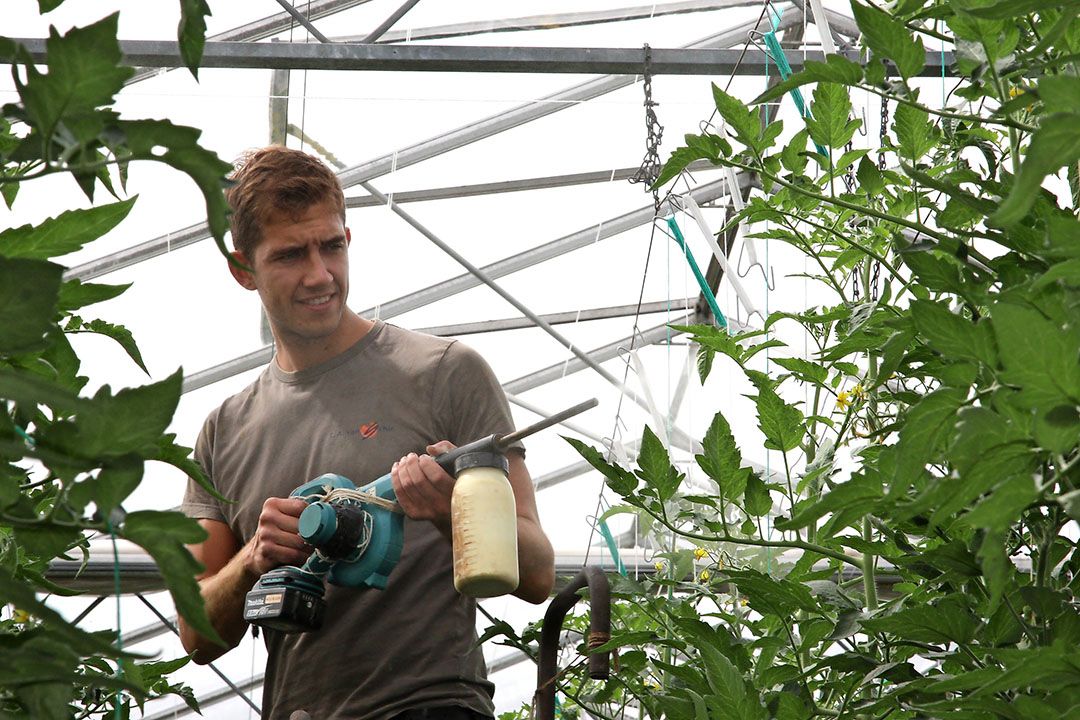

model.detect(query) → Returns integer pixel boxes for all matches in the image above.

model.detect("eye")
[275,248,303,262]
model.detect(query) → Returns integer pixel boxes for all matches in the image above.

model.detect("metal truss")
[364,0,769,43]
[15,38,954,75]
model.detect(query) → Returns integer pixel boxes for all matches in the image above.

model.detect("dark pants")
[390,707,492,720]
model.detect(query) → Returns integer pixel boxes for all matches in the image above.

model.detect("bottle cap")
[453,450,509,475]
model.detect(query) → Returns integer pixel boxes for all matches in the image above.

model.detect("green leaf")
[565,437,638,496]
[726,569,818,616]
[899,248,965,295]
[1038,75,1080,115]
[56,279,130,313]
[885,388,965,498]
[861,595,978,644]
[743,473,772,516]
[71,318,147,373]
[851,2,926,79]
[0,198,136,260]
[0,366,84,413]
[856,156,885,196]
[0,257,63,354]
[121,510,221,647]
[992,113,1080,226]
[712,84,760,152]
[1033,258,1080,290]
[749,379,804,453]
[656,145,710,188]
[776,473,882,533]
[18,15,132,141]
[991,300,1080,408]
[804,83,860,150]
[752,55,865,105]
[769,357,828,384]
[699,642,767,720]
[781,128,811,174]
[892,102,938,162]
[12,523,81,561]
[966,0,1080,20]
[110,119,233,256]
[695,411,747,502]
[637,426,682,502]
[910,300,997,366]
[42,369,182,460]
[151,433,228,502]
[68,456,144,515]
[178,0,212,78]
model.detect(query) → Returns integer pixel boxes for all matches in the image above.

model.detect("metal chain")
[870,258,881,301]
[629,44,664,214]
[870,96,888,299]
[878,96,889,171]
[843,140,856,192]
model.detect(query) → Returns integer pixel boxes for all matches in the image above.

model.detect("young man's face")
[232,199,352,347]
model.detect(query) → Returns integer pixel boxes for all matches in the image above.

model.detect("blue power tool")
[243,399,597,633]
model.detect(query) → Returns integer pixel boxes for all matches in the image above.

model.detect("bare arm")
[393,444,555,604]
[179,498,311,664]
[504,450,556,603]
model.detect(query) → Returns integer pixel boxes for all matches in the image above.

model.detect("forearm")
[179,548,259,664]
[512,515,555,603]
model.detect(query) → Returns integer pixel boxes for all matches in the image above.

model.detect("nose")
[302,247,333,286]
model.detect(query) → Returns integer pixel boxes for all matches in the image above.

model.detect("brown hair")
[226,146,346,258]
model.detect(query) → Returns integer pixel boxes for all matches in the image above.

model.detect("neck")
[272,312,374,372]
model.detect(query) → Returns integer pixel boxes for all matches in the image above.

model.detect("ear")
[345,227,352,246]
[228,251,257,290]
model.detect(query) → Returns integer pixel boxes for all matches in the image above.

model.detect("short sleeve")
[180,410,228,523]
[433,340,522,456]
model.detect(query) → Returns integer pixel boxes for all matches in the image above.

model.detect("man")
[179,146,555,720]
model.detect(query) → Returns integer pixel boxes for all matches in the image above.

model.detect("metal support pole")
[71,596,106,626]
[361,0,423,43]
[272,0,332,43]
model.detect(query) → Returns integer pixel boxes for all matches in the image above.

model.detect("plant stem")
[854,83,1035,133]
[641,506,862,568]
[862,516,879,611]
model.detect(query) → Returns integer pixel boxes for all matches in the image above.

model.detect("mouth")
[298,293,335,308]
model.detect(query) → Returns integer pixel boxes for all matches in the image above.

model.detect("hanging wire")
[108,517,124,720]
[583,44,667,569]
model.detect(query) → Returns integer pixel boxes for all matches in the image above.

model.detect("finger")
[265,527,310,551]
[419,454,454,480]
[426,440,456,456]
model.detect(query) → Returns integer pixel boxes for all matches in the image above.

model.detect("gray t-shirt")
[181,321,519,720]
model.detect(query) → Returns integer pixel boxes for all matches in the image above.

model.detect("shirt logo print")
[359,422,379,439]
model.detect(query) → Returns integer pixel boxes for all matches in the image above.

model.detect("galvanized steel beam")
[358,0,770,43]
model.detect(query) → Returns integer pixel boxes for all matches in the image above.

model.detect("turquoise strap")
[665,216,728,329]
[762,11,829,158]
[596,517,628,577]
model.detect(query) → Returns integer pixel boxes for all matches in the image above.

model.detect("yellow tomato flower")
[836,390,852,410]
[693,547,708,561]
[699,569,711,582]
[644,680,661,691]
[12,608,30,623]
[852,383,867,399]
[654,561,665,572]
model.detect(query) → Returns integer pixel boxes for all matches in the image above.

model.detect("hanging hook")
[855,103,869,137]
[734,240,776,291]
